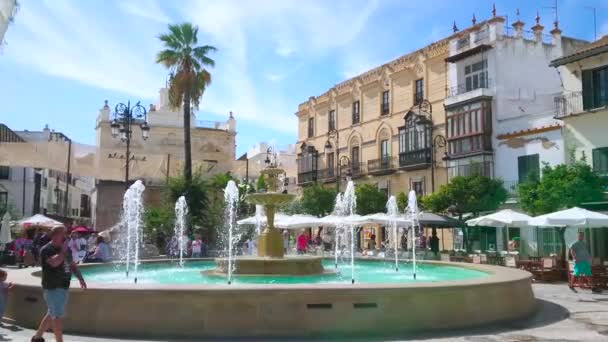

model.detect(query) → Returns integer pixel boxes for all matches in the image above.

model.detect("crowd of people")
[165,232,207,259]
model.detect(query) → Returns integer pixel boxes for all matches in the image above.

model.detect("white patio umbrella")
[237,213,322,229]
[466,209,533,251]
[529,207,608,228]
[16,214,63,229]
[319,214,373,227]
[0,212,12,249]
[366,213,413,227]
[528,207,608,260]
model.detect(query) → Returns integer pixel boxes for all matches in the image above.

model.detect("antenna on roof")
[543,0,559,30]
[585,6,597,40]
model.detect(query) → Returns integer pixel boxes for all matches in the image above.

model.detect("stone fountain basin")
[245,193,295,206]
[207,256,335,276]
[5,259,536,339]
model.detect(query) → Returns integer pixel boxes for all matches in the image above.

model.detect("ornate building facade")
[295,37,450,197]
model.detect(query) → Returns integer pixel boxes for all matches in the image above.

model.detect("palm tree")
[156,22,216,183]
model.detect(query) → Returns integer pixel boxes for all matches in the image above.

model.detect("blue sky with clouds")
[1,0,607,156]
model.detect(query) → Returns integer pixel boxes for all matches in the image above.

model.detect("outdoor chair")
[530,257,561,282]
[505,256,517,268]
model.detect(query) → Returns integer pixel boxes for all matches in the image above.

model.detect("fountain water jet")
[407,190,419,280]
[386,196,399,272]
[224,180,239,284]
[333,193,344,269]
[116,180,145,284]
[342,181,356,284]
[174,196,188,268]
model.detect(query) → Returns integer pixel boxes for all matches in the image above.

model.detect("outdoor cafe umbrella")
[237,213,323,229]
[71,226,93,234]
[0,212,11,248]
[319,214,374,227]
[466,209,533,250]
[365,213,413,227]
[528,207,608,260]
[16,214,63,229]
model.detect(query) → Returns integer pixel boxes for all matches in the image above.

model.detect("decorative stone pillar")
[531,12,544,43]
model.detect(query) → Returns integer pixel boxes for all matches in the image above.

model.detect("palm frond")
[158,33,182,50]
[156,49,181,68]
[168,23,185,45]
[179,22,197,46]
[192,46,216,67]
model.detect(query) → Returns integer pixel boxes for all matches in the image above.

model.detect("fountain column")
[257,203,284,258]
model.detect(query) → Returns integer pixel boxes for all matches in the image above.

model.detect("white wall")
[0,167,36,218]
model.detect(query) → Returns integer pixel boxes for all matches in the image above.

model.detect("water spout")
[224,180,239,284]
[342,181,356,284]
[386,196,399,272]
[174,196,188,268]
[117,180,145,284]
[407,190,419,280]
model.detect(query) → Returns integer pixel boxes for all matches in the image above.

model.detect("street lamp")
[109,101,149,189]
[53,178,61,214]
[265,146,274,167]
[325,129,341,192]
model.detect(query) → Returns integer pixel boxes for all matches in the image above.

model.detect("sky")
[1,0,607,156]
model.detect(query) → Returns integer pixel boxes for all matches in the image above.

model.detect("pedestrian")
[84,236,112,263]
[297,232,307,255]
[569,231,599,293]
[191,233,203,258]
[31,226,87,342]
[0,270,14,323]
[400,233,408,251]
[283,231,289,254]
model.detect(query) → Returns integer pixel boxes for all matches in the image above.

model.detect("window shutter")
[593,147,608,174]
[518,156,527,182]
[582,69,593,110]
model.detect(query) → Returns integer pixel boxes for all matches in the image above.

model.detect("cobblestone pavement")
[1,283,607,341]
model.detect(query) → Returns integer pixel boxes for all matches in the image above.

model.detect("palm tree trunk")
[183,92,193,183]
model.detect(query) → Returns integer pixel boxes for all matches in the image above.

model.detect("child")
[191,233,203,258]
[0,270,14,321]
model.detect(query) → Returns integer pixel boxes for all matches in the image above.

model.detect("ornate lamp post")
[324,129,341,192]
[109,101,150,189]
[53,178,61,215]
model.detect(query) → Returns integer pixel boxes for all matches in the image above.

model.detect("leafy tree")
[280,199,304,215]
[143,206,174,252]
[156,23,217,183]
[519,161,605,261]
[256,174,267,192]
[396,191,407,212]
[421,175,508,251]
[301,184,336,217]
[166,169,211,241]
[355,184,388,215]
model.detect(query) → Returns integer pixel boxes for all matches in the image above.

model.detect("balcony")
[399,148,431,170]
[341,163,366,179]
[297,170,317,185]
[367,156,396,175]
[318,168,337,183]
[447,160,493,179]
[554,91,608,119]
[446,78,493,108]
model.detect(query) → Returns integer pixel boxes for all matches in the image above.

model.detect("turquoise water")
[81,260,488,285]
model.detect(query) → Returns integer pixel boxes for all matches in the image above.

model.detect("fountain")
[174,196,188,268]
[116,180,145,283]
[387,195,399,272]
[407,190,419,279]
[342,181,357,284]
[208,160,331,276]
[333,193,344,268]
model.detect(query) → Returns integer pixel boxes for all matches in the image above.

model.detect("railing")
[447,161,493,179]
[474,29,489,43]
[297,170,317,185]
[399,149,431,169]
[195,120,226,129]
[503,27,552,44]
[317,168,336,182]
[341,162,366,179]
[367,156,396,174]
[448,77,492,97]
[554,91,608,118]
[456,36,470,51]
[503,180,519,198]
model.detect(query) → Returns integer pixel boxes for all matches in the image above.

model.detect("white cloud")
[599,22,608,38]
[275,45,295,57]
[117,0,170,24]
[266,73,284,82]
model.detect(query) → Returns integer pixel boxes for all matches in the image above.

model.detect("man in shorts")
[569,231,599,293]
[31,226,87,342]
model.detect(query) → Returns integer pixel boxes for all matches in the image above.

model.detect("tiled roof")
[550,35,608,67]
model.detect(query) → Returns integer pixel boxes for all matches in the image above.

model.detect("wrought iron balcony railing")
[554,91,608,118]
[448,77,492,97]
[399,148,431,170]
[367,156,396,175]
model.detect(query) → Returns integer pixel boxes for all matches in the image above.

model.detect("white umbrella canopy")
[366,213,413,227]
[466,209,533,228]
[237,213,322,229]
[16,214,63,228]
[319,214,373,227]
[1,212,12,245]
[529,207,608,228]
